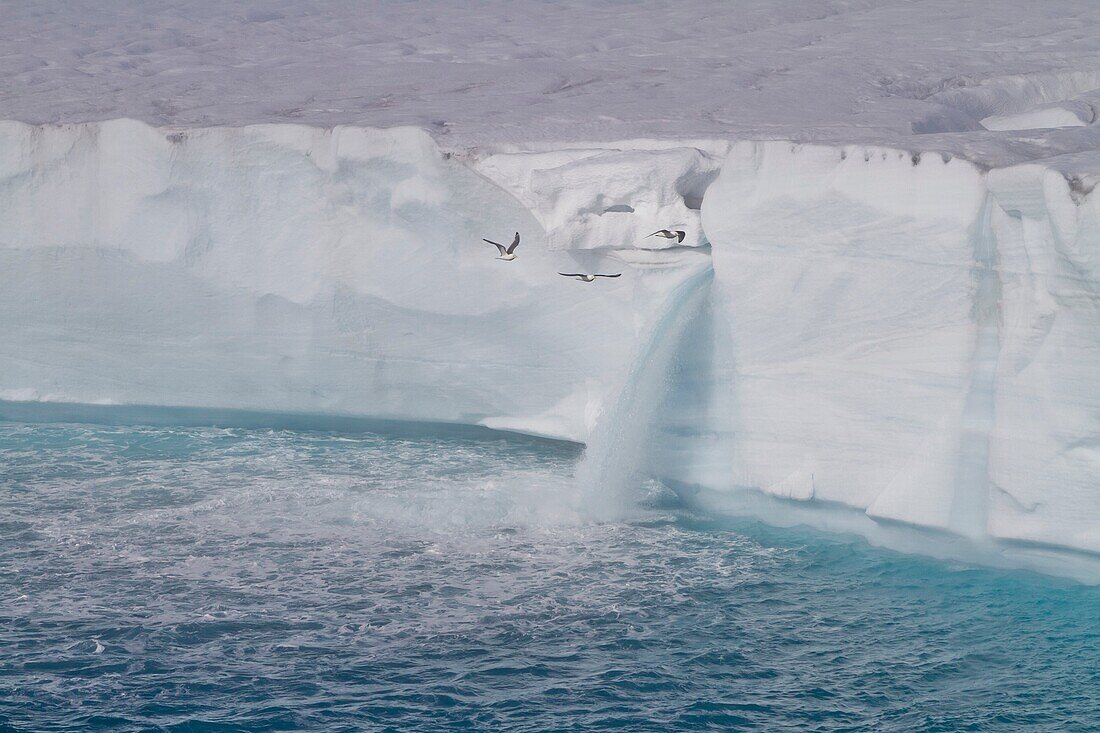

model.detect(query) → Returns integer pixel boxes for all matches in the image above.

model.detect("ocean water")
[2,417,1099,732]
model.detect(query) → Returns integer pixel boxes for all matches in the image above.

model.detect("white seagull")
[483,232,521,260]
[646,229,686,243]
[558,272,622,282]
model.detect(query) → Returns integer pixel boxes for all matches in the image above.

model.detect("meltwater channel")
[2,411,1099,732]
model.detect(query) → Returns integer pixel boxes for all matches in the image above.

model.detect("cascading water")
[575,264,714,519]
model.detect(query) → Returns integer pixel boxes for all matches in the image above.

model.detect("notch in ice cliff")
[473,142,729,251]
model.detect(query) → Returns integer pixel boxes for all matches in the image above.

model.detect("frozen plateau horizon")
[3,0,1100,578]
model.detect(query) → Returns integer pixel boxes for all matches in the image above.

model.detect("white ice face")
[0,121,709,445]
[664,141,1100,564]
[695,142,990,523]
[984,163,1100,556]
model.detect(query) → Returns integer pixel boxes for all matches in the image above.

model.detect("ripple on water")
[2,420,1099,731]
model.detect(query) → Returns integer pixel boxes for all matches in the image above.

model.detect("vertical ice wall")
[698,143,989,523]
[683,141,1100,558]
[986,160,1100,553]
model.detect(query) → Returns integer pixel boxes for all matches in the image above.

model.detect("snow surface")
[2,0,1100,161]
[3,1,1100,571]
[982,103,1093,132]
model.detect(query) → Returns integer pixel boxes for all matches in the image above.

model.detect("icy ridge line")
[1,119,1099,565]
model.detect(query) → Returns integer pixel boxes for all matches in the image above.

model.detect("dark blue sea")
[2,416,1099,731]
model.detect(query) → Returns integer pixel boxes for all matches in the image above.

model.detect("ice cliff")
[3,117,1099,575]
[662,142,1100,573]
[0,120,712,444]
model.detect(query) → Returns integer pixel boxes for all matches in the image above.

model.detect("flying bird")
[558,272,622,282]
[483,232,521,260]
[646,229,686,243]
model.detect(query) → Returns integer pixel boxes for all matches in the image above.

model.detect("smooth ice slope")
[0,119,708,443]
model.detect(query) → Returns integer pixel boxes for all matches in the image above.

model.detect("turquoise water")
[2,417,1099,731]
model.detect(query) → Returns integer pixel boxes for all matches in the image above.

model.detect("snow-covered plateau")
[2,1,1100,576]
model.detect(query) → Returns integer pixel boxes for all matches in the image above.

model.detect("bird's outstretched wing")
[674,230,685,243]
[645,230,665,238]
[506,232,521,254]
[558,272,585,277]
[483,239,507,256]
[594,273,622,278]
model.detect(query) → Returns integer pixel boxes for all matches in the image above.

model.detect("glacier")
[3,119,1099,578]
[3,0,1100,578]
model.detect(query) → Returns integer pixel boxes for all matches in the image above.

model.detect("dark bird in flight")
[483,232,521,260]
[558,272,622,282]
[646,229,686,243]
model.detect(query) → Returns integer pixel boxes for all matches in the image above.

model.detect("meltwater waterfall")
[574,265,714,520]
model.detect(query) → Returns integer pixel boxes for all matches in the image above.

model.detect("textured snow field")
[3,0,1100,157]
